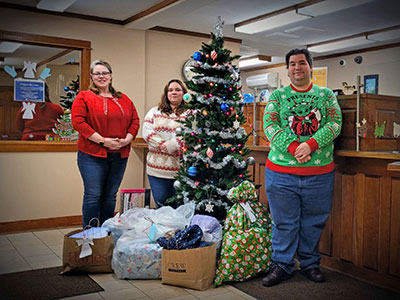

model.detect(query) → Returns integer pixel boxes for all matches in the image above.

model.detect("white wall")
[0,8,240,223]
[241,46,400,97]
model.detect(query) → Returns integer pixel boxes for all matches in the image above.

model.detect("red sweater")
[71,90,140,158]
[16,102,64,140]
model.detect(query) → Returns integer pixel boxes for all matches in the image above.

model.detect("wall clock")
[182,58,197,81]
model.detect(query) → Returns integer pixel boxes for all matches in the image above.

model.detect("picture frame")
[364,74,379,94]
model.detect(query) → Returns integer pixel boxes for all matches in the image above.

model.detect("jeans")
[265,167,334,274]
[148,175,176,208]
[77,151,127,227]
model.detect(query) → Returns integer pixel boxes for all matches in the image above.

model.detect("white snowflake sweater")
[142,107,186,179]
[263,83,342,175]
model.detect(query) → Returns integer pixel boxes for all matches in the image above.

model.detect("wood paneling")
[336,94,400,151]
[248,148,400,291]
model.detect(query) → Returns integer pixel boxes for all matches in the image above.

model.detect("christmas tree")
[168,17,252,220]
[60,75,80,110]
[53,75,79,140]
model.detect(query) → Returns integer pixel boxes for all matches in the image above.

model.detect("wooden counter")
[247,147,400,292]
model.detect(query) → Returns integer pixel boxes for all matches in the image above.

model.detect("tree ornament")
[233,119,240,129]
[206,147,214,158]
[374,121,386,138]
[64,86,69,92]
[183,93,191,102]
[211,50,218,60]
[246,156,256,165]
[193,51,202,61]
[220,103,229,112]
[202,110,208,116]
[187,166,197,177]
[173,180,181,189]
[213,16,224,38]
[175,127,183,135]
[205,202,215,213]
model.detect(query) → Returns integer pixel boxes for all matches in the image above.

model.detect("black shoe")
[302,267,326,282]
[262,265,291,287]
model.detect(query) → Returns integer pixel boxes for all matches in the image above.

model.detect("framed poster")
[364,74,379,94]
[312,67,327,87]
[14,78,45,102]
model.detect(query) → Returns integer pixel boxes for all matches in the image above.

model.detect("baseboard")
[0,215,82,234]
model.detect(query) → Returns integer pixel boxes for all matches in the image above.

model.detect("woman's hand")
[104,137,121,150]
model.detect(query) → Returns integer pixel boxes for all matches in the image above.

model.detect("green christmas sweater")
[263,83,342,175]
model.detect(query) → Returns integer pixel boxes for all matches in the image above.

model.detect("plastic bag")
[190,214,223,252]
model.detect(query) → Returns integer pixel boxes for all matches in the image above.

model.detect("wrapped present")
[214,181,272,286]
[112,242,162,279]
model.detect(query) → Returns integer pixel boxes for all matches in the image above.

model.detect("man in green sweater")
[262,48,342,287]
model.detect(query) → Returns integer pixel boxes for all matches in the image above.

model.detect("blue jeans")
[77,151,127,227]
[265,168,334,274]
[148,175,176,208]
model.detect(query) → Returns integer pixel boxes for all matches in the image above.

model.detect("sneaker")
[302,267,326,282]
[262,265,291,287]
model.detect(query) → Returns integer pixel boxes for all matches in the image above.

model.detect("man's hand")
[295,142,312,164]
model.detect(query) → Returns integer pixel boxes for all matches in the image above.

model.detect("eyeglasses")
[92,72,111,77]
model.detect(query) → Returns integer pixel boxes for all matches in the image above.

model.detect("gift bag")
[61,228,114,274]
[161,243,216,291]
[214,181,273,286]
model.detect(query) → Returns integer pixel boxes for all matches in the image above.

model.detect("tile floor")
[0,228,256,300]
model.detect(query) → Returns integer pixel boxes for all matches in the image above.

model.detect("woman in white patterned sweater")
[142,79,187,207]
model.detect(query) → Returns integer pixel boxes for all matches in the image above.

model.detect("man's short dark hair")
[285,48,313,68]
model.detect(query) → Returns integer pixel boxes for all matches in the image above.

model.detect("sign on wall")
[14,78,45,102]
[312,67,327,87]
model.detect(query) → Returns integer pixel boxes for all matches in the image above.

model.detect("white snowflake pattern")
[281,95,286,99]
[332,123,339,130]
[271,156,277,161]
[291,90,296,94]
[233,119,240,129]
[156,157,163,164]
[316,149,322,154]
[325,151,330,158]
[310,89,315,93]
[320,92,325,96]
[205,202,214,213]
[279,154,284,160]
[314,159,321,164]
[289,160,296,165]
[272,146,276,151]
[268,127,274,134]
[279,88,284,92]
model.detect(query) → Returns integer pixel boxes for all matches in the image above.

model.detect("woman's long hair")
[158,79,187,116]
[89,60,122,98]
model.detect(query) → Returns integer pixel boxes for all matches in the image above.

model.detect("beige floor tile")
[184,285,231,298]
[129,279,164,291]
[89,273,120,283]
[34,229,64,246]
[59,227,83,234]
[59,292,104,300]
[0,250,31,274]
[143,286,190,300]
[161,295,198,300]
[224,285,258,300]
[0,238,16,251]
[98,279,134,292]
[24,253,62,269]
[100,286,147,300]
[11,238,46,248]
[200,291,249,300]
[15,244,54,257]
[6,232,39,242]
[47,243,63,257]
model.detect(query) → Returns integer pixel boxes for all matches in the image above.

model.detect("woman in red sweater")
[71,60,140,227]
[16,85,64,140]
